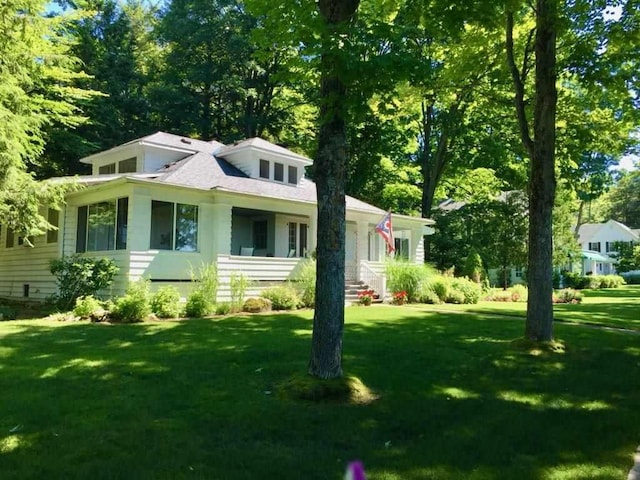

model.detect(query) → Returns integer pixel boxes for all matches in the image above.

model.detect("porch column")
[409,227,424,263]
[355,220,369,281]
[198,203,216,265]
[128,186,151,251]
[211,203,232,256]
[308,211,318,256]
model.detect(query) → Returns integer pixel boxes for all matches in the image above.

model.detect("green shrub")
[418,286,442,304]
[386,261,432,303]
[260,285,299,310]
[462,250,486,283]
[150,286,182,318]
[620,271,640,285]
[50,255,118,310]
[73,295,103,319]
[509,284,528,302]
[215,302,232,315]
[563,272,611,289]
[185,291,212,318]
[485,289,514,302]
[230,273,251,311]
[597,275,625,288]
[112,279,151,323]
[292,260,316,308]
[445,289,467,304]
[553,288,583,304]
[429,278,450,303]
[0,305,17,321]
[243,297,272,313]
[185,262,218,317]
[450,277,481,304]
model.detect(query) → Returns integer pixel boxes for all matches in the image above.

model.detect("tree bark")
[506,2,557,341]
[526,0,557,342]
[309,0,360,379]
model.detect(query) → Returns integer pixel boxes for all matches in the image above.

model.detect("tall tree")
[506,0,558,341]
[598,169,640,227]
[0,0,91,237]
[40,0,158,178]
[308,0,360,380]
[153,0,291,142]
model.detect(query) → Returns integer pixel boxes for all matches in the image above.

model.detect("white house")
[0,132,433,302]
[576,220,640,275]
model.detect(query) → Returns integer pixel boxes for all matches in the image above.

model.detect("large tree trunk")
[526,0,557,341]
[506,1,557,342]
[309,0,360,379]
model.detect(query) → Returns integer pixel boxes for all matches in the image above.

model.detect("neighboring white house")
[0,132,433,302]
[576,220,640,275]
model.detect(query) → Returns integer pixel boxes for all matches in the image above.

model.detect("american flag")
[375,212,395,254]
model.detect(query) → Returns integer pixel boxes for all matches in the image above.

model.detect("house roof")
[152,152,387,215]
[217,138,312,165]
[80,132,225,164]
[576,223,603,244]
[577,219,640,244]
[65,132,433,225]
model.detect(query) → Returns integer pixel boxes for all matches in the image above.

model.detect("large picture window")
[150,201,198,251]
[76,198,128,253]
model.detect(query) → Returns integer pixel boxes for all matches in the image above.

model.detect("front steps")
[345,280,383,305]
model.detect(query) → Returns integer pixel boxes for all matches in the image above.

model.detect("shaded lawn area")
[417,285,640,331]
[0,306,639,479]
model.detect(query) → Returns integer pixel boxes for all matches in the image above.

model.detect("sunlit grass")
[0,294,638,479]
[416,284,640,331]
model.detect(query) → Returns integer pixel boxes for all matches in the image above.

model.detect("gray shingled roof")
[80,132,225,163]
[153,152,384,214]
[67,132,429,220]
[217,137,312,164]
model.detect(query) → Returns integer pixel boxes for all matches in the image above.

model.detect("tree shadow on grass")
[0,309,638,479]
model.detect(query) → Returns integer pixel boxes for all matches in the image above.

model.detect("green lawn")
[1,294,639,479]
[417,285,640,331]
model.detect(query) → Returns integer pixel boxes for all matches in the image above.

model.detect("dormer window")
[274,162,284,182]
[99,163,116,175]
[118,157,137,173]
[259,159,269,179]
[288,166,298,185]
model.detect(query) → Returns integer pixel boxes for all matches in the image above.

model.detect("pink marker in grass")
[345,461,366,480]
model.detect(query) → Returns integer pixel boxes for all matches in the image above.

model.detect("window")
[288,165,298,185]
[259,159,269,179]
[76,198,128,252]
[99,163,116,175]
[287,222,308,257]
[288,222,297,254]
[150,201,198,251]
[5,228,14,248]
[274,162,284,182]
[118,157,137,173]
[514,267,523,278]
[588,242,601,252]
[299,223,308,256]
[47,209,59,244]
[394,238,409,260]
[253,220,267,249]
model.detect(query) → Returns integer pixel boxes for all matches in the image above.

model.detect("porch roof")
[581,250,615,263]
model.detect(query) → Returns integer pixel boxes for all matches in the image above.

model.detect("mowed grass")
[417,285,640,331]
[0,297,639,479]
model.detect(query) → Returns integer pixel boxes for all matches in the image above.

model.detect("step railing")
[359,261,386,300]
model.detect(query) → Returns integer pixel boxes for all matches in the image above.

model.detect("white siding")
[0,232,59,300]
